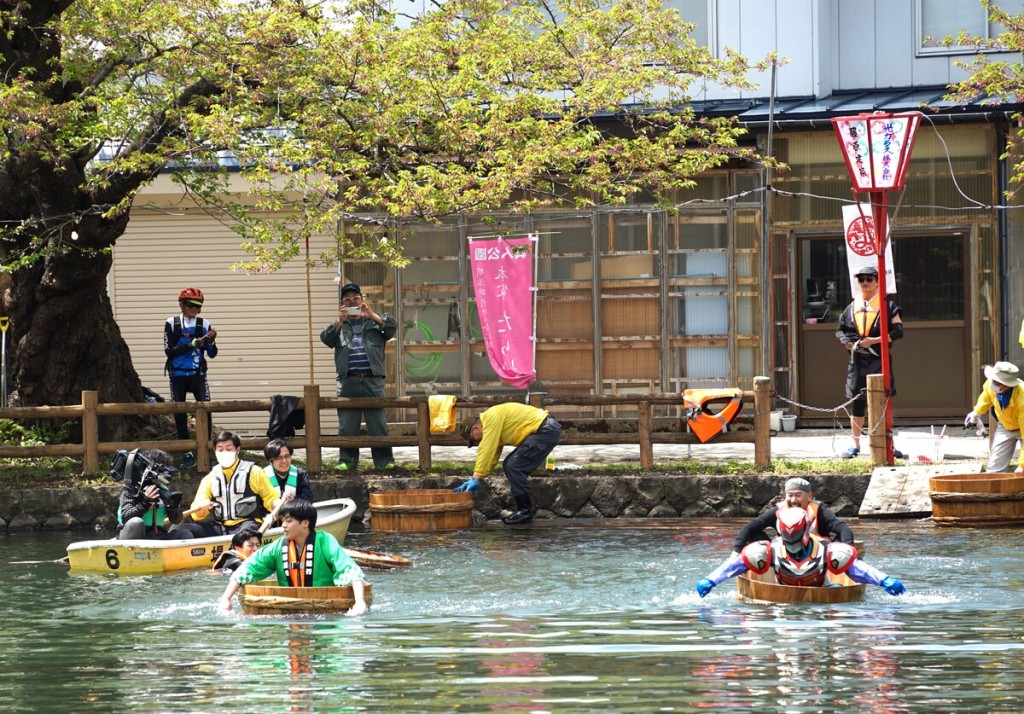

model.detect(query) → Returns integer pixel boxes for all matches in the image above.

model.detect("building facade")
[112,0,1023,432]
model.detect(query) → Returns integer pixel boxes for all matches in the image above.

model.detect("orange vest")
[683,388,744,443]
[853,294,881,337]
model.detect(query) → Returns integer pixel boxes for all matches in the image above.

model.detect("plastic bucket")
[780,414,797,432]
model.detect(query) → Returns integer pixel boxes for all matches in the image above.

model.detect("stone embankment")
[0,473,869,533]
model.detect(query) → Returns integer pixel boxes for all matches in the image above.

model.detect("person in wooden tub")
[695,506,906,598]
[730,477,854,555]
[217,499,369,616]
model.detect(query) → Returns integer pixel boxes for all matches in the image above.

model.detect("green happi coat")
[231,530,365,587]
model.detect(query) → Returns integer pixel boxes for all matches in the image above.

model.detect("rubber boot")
[502,494,534,525]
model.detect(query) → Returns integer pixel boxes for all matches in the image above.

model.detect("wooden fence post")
[866,373,887,466]
[638,399,653,469]
[304,384,322,473]
[753,376,771,468]
[82,390,99,474]
[195,405,210,472]
[417,400,432,470]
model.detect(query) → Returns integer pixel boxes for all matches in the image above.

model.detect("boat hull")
[737,570,866,604]
[66,498,356,574]
[240,583,374,615]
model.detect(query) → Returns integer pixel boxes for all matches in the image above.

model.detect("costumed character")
[696,507,905,598]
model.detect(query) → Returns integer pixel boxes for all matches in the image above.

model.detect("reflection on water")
[4,521,1024,712]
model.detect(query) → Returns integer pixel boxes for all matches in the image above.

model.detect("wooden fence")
[0,377,772,474]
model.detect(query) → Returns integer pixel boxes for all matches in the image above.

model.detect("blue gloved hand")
[881,576,905,596]
[453,479,479,493]
[695,578,715,598]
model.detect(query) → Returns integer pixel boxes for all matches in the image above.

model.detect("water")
[4,520,1024,713]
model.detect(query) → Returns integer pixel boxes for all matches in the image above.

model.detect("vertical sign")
[841,204,896,296]
[468,235,537,389]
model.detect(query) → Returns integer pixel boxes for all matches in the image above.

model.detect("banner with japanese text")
[841,204,896,296]
[468,235,537,389]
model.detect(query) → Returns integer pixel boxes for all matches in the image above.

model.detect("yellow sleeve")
[249,466,281,511]
[973,384,995,415]
[188,476,214,516]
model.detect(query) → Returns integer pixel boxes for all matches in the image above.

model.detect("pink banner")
[469,236,536,389]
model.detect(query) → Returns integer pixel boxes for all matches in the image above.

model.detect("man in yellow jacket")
[964,362,1024,474]
[455,403,561,525]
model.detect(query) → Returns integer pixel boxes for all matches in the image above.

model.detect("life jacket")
[207,460,266,522]
[771,533,828,587]
[165,315,211,376]
[853,294,881,338]
[281,535,319,587]
[683,388,744,443]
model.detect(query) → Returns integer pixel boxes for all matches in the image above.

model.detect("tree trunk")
[5,244,145,441]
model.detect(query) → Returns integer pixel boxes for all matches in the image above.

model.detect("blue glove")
[695,578,715,598]
[881,576,905,596]
[453,479,479,493]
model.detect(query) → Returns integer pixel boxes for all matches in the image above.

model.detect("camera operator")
[115,448,189,541]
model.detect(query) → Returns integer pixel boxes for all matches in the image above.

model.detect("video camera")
[110,448,184,510]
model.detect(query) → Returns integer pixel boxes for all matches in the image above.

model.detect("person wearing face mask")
[695,507,905,598]
[964,362,1024,474]
[835,264,904,459]
[173,431,281,538]
[730,477,853,554]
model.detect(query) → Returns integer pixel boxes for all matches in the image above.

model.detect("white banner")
[841,203,896,296]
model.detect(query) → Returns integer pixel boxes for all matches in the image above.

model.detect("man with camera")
[114,448,188,541]
[319,282,398,472]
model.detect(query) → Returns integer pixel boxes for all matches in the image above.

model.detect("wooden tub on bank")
[240,583,374,615]
[929,472,1024,527]
[369,489,474,532]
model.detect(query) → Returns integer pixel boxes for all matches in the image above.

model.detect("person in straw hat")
[965,361,1024,474]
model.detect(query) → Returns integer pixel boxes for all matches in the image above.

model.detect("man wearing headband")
[731,477,853,554]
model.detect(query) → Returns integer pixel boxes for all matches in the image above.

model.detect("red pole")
[872,191,895,465]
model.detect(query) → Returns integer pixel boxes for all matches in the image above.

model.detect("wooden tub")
[369,489,474,532]
[737,570,866,604]
[240,583,373,615]
[929,472,1024,527]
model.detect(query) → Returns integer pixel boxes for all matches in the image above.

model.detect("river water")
[4,519,1024,713]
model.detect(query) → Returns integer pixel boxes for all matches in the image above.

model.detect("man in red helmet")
[164,288,218,468]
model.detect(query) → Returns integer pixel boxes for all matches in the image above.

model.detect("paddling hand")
[881,576,905,596]
[346,600,368,617]
[454,479,479,493]
[695,578,715,598]
[217,596,233,612]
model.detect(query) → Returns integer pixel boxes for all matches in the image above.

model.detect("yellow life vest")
[683,388,744,443]
[854,294,881,338]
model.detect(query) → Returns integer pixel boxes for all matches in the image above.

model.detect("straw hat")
[984,361,1024,388]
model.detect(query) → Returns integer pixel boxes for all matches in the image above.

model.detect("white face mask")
[215,450,238,469]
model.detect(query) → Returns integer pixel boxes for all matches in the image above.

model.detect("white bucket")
[899,429,947,463]
[780,414,797,432]
[770,410,783,432]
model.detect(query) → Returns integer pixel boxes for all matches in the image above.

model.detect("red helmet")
[776,506,810,549]
[178,288,204,304]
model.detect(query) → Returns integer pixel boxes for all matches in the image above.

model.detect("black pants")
[169,373,211,440]
[502,417,561,499]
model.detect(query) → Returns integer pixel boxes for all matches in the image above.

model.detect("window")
[664,0,712,48]
[919,0,1024,53]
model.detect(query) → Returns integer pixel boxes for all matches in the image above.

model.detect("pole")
[305,234,314,385]
[871,191,895,465]
[0,316,8,408]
